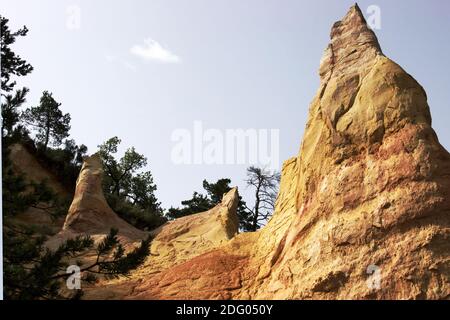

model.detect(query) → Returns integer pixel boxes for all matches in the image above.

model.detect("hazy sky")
[1,0,450,209]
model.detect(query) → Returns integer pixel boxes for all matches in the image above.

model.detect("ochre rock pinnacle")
[81,5,450,300]
[319,3,382,82]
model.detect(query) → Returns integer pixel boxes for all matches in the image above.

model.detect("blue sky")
[2,0,450,209]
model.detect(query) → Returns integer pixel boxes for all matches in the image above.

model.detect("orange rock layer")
[57,4,449,299]
[120,4,449,300]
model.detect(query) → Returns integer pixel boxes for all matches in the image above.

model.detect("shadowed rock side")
[81,185,240,299]
[8,143,70,233]
[9,143,71,197]
[62,154,147,239]
[45,154,148,250]
[113,4,449,300]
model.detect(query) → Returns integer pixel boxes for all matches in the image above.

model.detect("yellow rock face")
[45,154,148,252]
[248,5,450,299]
[58,4,450,299]
[114,4,449,300]
[51,153,241,299]
[145,187,239,273]
[120,159,298,300]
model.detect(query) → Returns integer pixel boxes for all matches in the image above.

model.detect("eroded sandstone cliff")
[43,153,241,298]
[45,154,147,251]
[8,143,70,233]
[250,5,450,299]
[115,4,449,300]
[54,4,449,299]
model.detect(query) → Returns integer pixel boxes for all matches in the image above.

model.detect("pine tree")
[167,192,211,219]
[0,16,33,92]
[0,15,148,301]
[4,226,152,300]
[98,137,166,230]
[23,91,71,149]
[1,16,33,137]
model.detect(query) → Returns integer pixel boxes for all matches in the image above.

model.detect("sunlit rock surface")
[45,4,449,300]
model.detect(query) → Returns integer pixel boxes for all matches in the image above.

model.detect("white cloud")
[130,38,181,63]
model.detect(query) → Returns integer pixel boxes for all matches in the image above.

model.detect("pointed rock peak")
[221,187,239,207]
[62,152,146,239]
[319,4,383,81]
[343,3,366,26]
[333,3,376,37]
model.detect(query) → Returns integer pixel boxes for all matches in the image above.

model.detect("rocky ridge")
[120,4,449,299]
[46,4,450,299]
[42,153,241,298]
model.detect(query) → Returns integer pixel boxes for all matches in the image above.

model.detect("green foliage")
[2,170,66,218]
[106,193,167,230]
[1,16,154,300]
[3,222,93,300]
[2,138,68,218]
[167,192,210,219]
[2,135,146,299]
[95,229,152,276]
[128,171,160,212]
[2,87,29,136]
[77,228,152,280]
[203,179,232,204]
[30,139,87,192]
[22,91,71,149]
[167,178,254,231]
[98,137,146,196]
[3,225,51,300]
[3,226,151,300]
[98,137,166,230]
[3,129,87,194]
[1,16,33,137]
[0,16,144,301]
[0,16,33,92]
